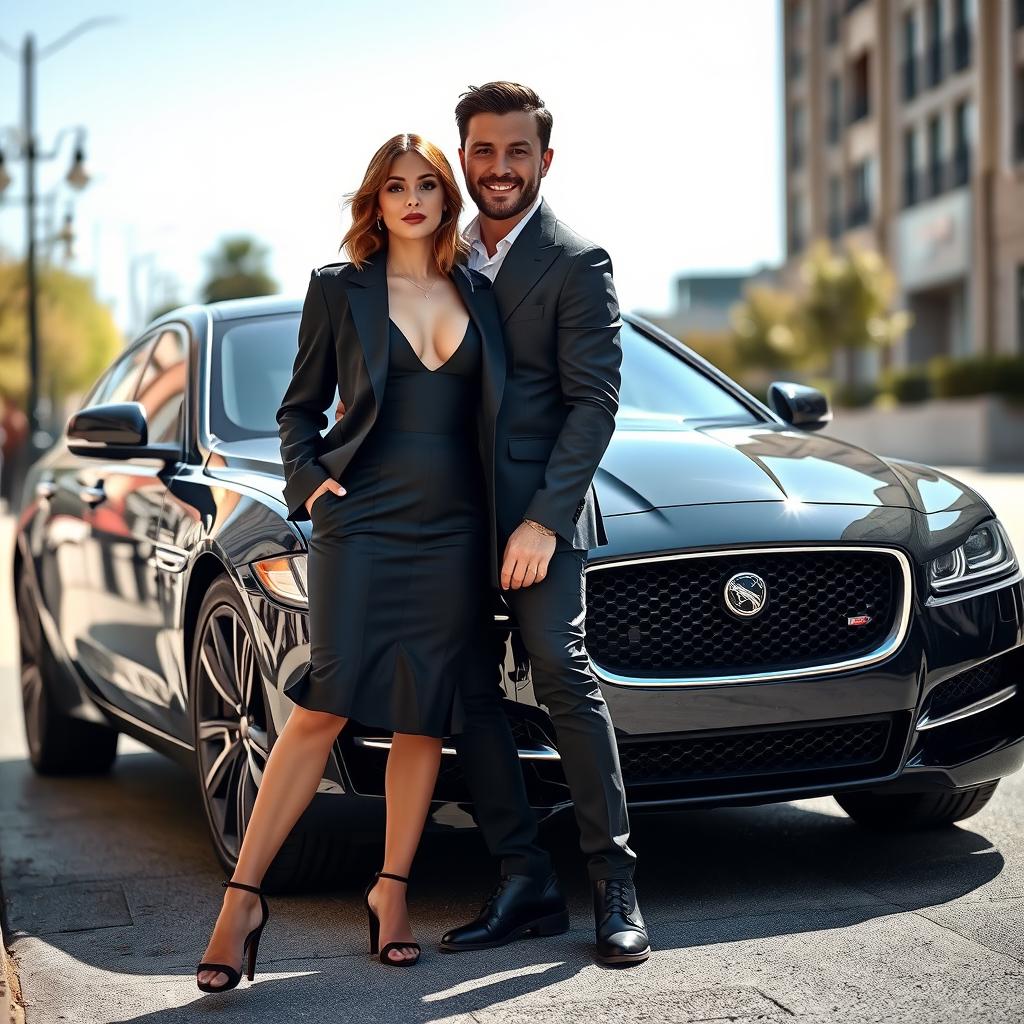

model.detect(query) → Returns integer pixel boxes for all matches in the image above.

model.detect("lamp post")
[0,17,118,485]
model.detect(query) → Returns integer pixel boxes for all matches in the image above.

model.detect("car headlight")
[928,520,1018,594]
[251,554,308,607]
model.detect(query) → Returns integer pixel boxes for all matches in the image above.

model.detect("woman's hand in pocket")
[304,478,347,517]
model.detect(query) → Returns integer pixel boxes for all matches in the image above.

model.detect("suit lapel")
[452,264,505,421]
[491,197,562,323]
[341,254,389,413]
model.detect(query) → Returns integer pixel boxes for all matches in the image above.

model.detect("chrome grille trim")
[915,683,1018,731]
[585,544,914,688]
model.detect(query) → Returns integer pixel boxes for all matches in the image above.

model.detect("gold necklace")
[389,268,441,300]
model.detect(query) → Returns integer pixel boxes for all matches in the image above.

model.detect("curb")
[0,917,24,1024]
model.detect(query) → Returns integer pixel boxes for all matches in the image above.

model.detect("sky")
[0,0,784,336]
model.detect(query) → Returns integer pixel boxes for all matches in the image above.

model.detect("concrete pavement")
[1,468,1023,1023]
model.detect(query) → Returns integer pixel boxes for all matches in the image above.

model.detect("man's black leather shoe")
[439,872,570,952]
[593,878,650,965]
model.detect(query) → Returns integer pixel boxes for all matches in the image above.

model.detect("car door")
[39,336,156,718]
[53,327,187,736]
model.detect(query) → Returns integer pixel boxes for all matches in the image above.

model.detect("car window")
[87,338,155,408]
[211,315,337,441]
[617,322,760,424]
[134,327,188,445]
[207,315,757,442]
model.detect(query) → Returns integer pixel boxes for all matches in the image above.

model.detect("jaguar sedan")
[12,292,1024,890]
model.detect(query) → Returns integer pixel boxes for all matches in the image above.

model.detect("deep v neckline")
[389,318,471,373]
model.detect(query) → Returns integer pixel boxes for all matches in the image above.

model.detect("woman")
[196,133,504,990]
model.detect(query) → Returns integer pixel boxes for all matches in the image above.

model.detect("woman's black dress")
[284,315,491,737]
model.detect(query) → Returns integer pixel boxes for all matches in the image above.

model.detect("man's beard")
[467,173,541,221]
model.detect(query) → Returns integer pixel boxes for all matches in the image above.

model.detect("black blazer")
[487,197,623,553]
[276,253,508,584]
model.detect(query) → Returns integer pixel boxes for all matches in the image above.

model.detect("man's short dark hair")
[455,81,553,151]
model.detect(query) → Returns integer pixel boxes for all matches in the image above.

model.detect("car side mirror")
[767,382,832,432]
[66,401,180,462]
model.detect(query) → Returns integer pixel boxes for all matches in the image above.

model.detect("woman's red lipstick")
[402,213,426,223]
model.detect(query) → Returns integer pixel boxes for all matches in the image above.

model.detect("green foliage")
[928,354,1024,403]
[880,365,931,404]
[729,285,806,370]
[201,236,278,303]
[728,240,912,375]
[0,260,121,406]
[832,380,880,408]
[799,240,912,356]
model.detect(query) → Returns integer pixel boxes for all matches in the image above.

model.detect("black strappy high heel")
[196,880,270,992]
[364,871,421,966]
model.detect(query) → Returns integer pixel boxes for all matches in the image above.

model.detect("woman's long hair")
[340,134,469,274]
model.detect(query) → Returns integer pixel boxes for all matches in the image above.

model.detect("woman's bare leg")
[366,732,443,962]
[197,705,348,986]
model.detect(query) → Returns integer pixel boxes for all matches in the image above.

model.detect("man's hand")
[501,520,557,590]
[334,397,346,420]
[304,477,347,516]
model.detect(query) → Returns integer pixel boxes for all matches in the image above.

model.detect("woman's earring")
[376,213,382,230]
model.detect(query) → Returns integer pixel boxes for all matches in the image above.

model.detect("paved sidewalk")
[1,470,1022,1023]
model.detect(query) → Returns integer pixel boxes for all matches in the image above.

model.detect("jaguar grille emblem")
[724,572,768,618]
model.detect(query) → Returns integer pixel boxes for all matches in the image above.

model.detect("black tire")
[15,567,119,775]
[189,575,356,893]
[835,780,1000,830]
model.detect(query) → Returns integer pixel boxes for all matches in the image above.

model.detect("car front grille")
[586,547,906,681]
[617,717,893,785]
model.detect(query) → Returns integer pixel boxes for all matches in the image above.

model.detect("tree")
[798,240,911,367]
[0,260,121,410]
[729,284,807,371]
[201,236,278,303]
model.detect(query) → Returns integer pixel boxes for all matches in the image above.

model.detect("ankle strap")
[222,879,263,895]
[375,871,409,884]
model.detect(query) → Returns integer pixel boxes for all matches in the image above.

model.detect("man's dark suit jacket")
[486,196,623,555]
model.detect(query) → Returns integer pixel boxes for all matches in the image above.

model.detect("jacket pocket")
[507,435,557,461]
[508,303,544,323]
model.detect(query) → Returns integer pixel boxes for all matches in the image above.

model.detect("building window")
[828,175,843,239]
[788,191,806,254]
[927,113,944,197]
[825,0,840,45]
[790,103,805,169]
[927,0,944,87]
[827,76,841,144]
[847,159,872,227]
[849,52,871,123]
[950,0,972,73]
[1018,266,1024,354]
[902,10,918,101]
[1016,67,1024,163]
[903,128,919,207]
[952,100,971,186]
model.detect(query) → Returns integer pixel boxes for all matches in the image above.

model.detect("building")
[638,272,759,338]
[782,0,1024,375]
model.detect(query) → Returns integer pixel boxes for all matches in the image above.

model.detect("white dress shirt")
[463,191,544,282]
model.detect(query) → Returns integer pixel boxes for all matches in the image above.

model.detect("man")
[439,81,649,966]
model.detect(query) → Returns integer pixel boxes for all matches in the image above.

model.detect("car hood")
[204,420,987,520]
[595,418,987,515]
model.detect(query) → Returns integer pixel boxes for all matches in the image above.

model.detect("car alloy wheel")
[194,601,270,864]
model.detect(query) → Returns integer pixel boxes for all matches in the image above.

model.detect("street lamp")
[0,17,118,499]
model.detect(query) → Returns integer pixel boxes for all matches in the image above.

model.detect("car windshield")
[209,315,762,441]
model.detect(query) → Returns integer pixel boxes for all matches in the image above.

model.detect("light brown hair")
[455,82,553,151]
[339,133,469,273]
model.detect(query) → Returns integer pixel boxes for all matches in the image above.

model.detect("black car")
[13,294,1024,890]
